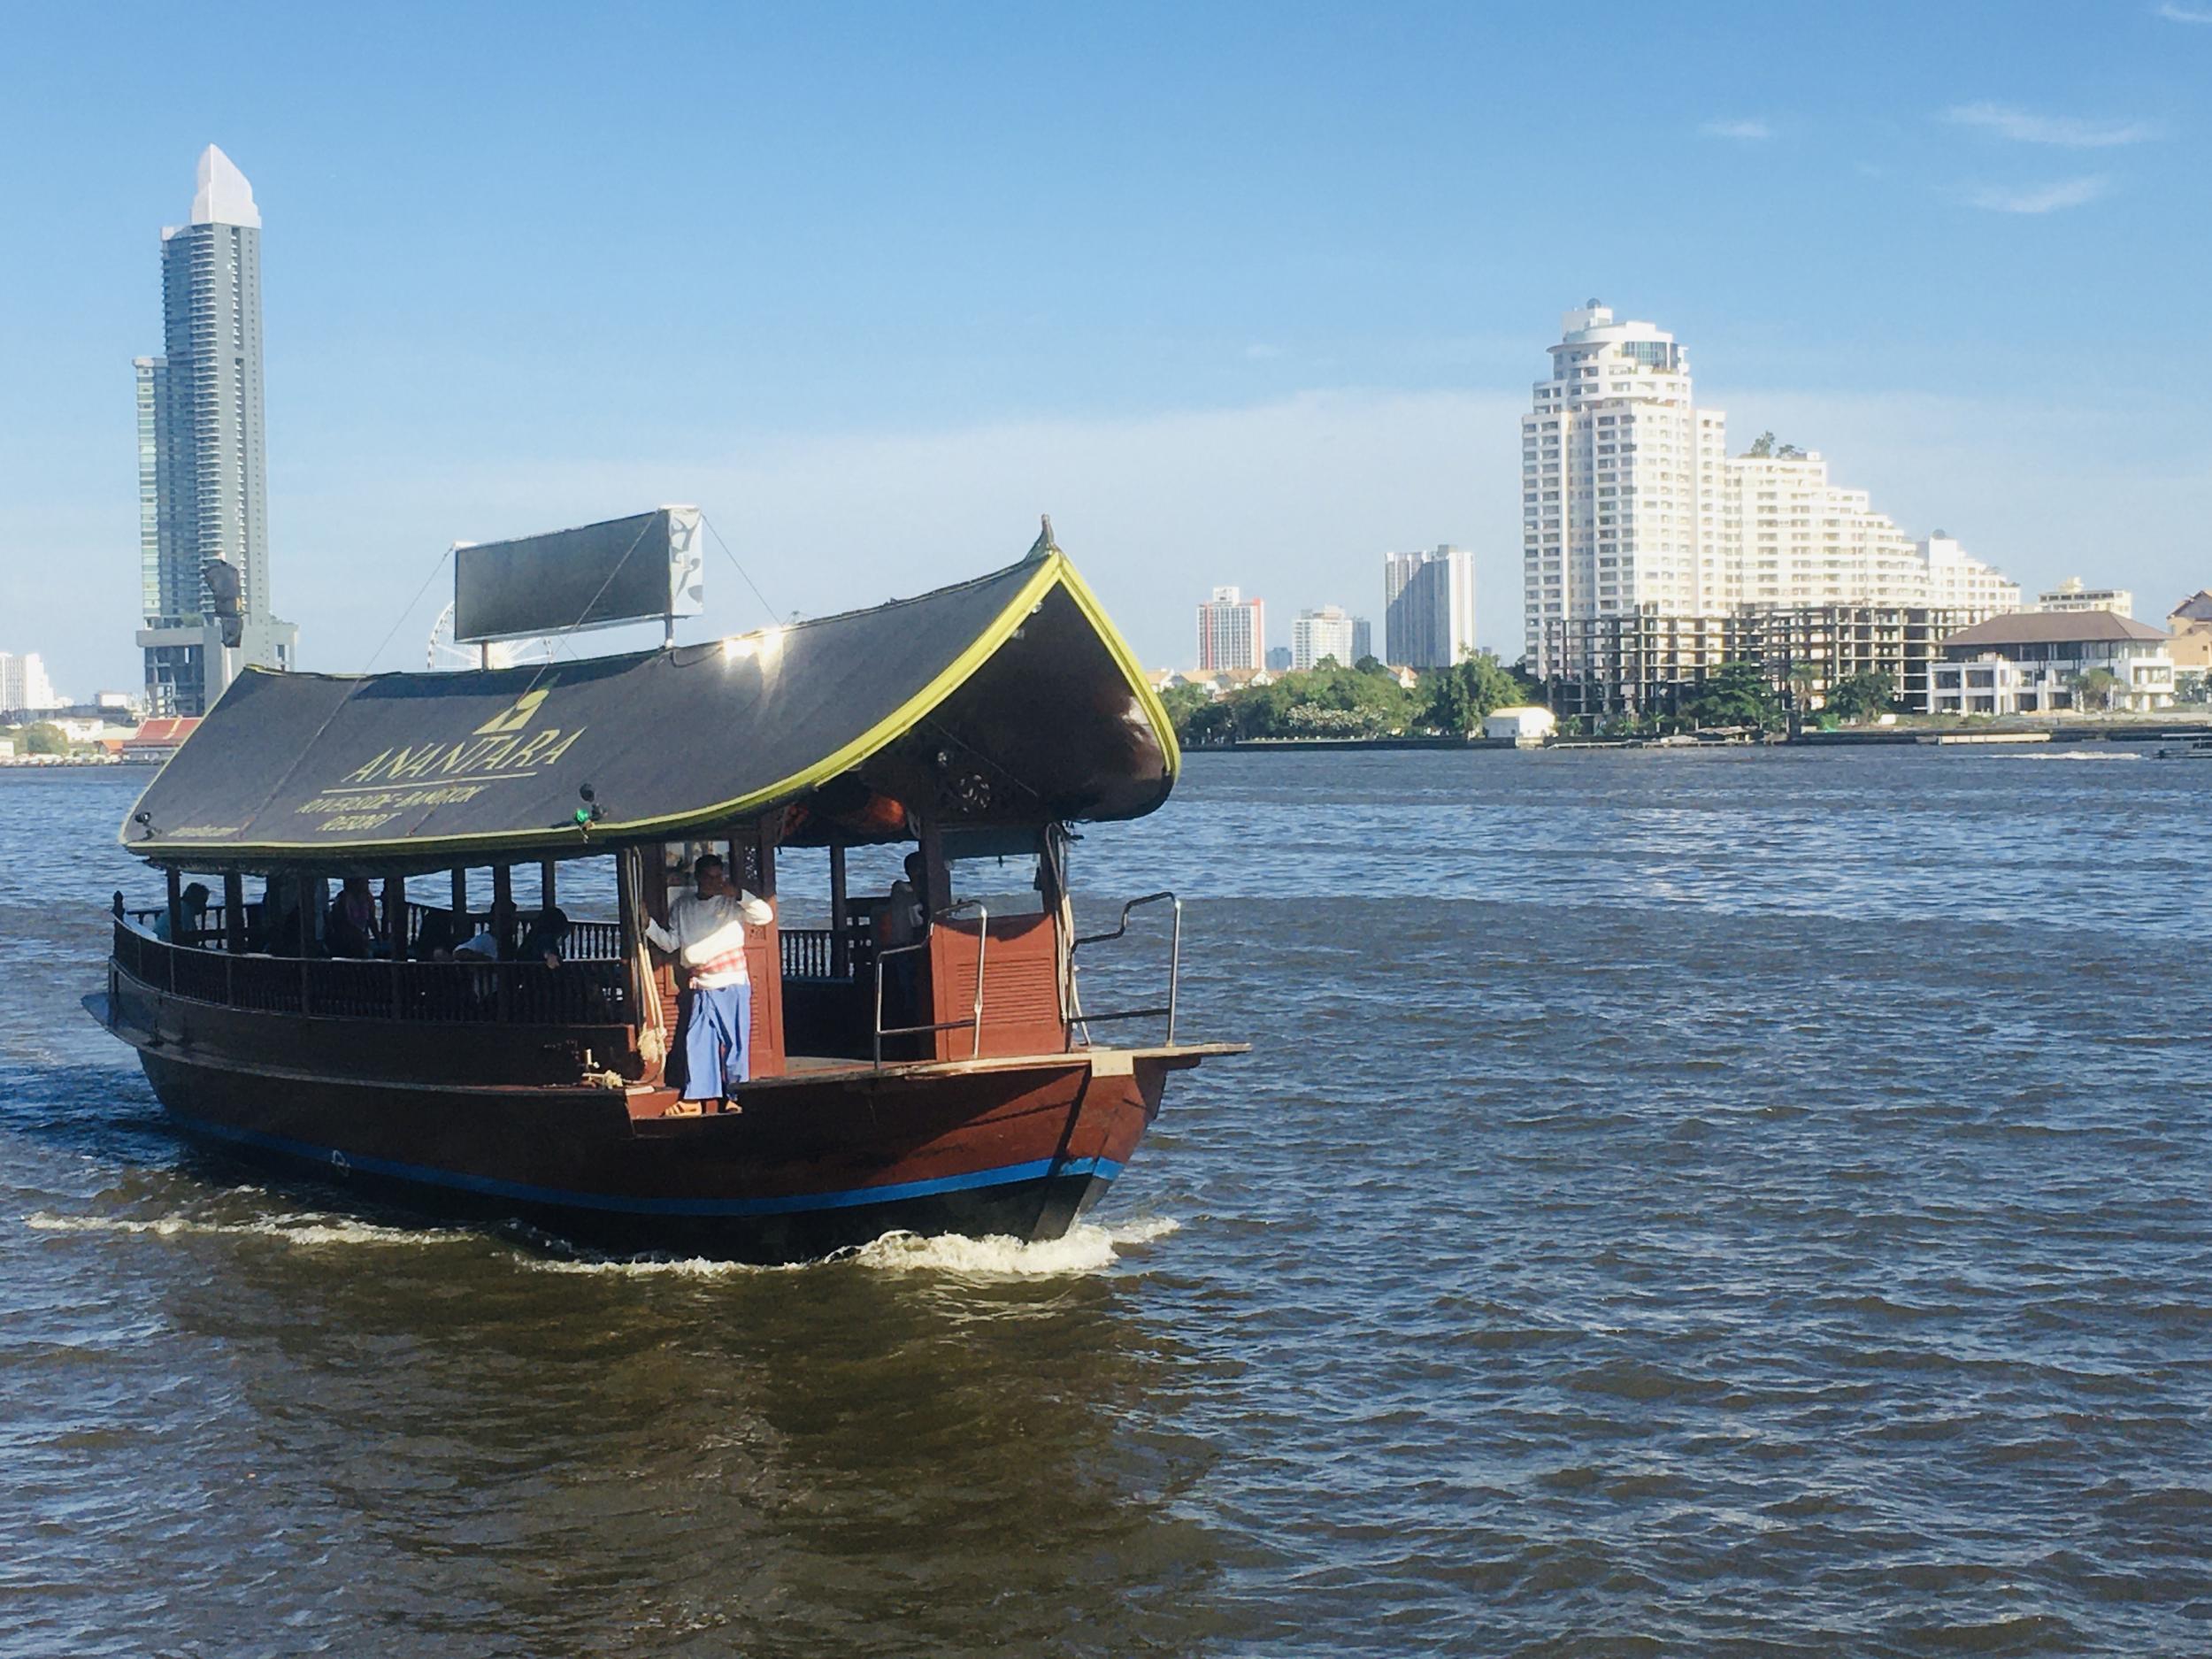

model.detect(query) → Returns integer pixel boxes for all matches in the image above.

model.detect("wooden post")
[491,864,515,1021]
[828,842,849,979]
[385,874,406,1018]
[540,859,557,909]
[450,867,468,936]
[161,866,183,991]
[918,818,946,920]
[222,872,244,953]
[617,849,641,973]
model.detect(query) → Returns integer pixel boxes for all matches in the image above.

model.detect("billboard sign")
[452,505,705,644]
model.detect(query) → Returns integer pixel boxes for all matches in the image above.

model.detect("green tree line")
[1160,652,1540,745]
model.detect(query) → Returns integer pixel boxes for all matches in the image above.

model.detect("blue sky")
[2,1,2208,693]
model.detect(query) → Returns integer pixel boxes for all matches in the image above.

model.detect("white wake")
[24,1210,470,1248]
[526,1215,1181,1279]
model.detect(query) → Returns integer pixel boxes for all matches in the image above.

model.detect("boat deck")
[623,1041,1248,1118]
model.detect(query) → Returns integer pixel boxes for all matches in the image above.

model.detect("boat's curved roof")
[123,539,1179,871]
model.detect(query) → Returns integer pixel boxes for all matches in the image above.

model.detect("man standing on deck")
[645,853,773,1113]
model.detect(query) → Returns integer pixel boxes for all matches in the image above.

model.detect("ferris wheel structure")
[426,602,557,672]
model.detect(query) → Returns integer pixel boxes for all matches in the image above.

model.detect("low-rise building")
[2164,590,2212,670]
[1151,667,1278,699]
[2037,576,2132,618]
[1485,706,1556,745]
[1928,612,2175,715]
[119,715,203,763]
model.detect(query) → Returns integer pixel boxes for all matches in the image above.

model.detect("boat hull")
[95,976,1209,1263]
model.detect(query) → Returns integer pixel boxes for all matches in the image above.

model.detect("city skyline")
[1522,302,2022,681]
[2,4,2208,694]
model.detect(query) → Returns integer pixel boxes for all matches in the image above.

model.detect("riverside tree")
[1825,670,1896,723]
[1421,649,1525,734]
[2070,668,2119,712]
[1683,662,1781,732]
[1160,664,1417,743]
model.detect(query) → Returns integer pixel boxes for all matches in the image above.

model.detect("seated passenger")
[326,876,384,958]
[452,925,502,1004]
[452,926,500,963]
[414,909,458,961]
[154,882,210,943]
[519,906,571,969]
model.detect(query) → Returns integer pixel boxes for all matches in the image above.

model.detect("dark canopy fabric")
[124,549,1178,870]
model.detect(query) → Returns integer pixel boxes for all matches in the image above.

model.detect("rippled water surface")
[4,750,2209,1656]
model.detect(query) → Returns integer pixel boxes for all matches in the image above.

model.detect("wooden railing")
[113,918,631,1026]
[780,923,875,982]
[126,903,625,964]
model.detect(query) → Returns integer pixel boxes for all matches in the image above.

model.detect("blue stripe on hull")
[165,1112,1122,1219]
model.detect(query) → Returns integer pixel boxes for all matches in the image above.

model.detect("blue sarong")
[681,980,752,1101]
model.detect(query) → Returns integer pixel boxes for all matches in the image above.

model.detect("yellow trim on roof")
[127,549,1171,864]
[1050,551,1183,782]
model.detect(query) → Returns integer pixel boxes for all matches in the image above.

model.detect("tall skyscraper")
[1292,605,1357,671]
[1383,545,1476,668]
[1196,586,1264,671]
[1522,302,2016,684]
[136,145,296,716]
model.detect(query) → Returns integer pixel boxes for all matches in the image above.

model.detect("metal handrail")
[1069,891,1181,1046]
[872,899,988,1069]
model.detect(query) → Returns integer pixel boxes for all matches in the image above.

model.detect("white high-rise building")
[1920,534,2021,615]
[1292,605,1358,671]
[1522,302,1716,674]
[1383,545,1477,668]
[1196,586,1264,672]
[1720,450,1932,610]
[1523,302,2020,679]
[0,653,65,715]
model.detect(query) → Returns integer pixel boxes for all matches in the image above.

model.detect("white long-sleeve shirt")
[645,888,773,988]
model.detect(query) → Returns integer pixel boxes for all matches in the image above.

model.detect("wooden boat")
[89,529,1241,1261]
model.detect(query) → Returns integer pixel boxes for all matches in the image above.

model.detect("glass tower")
[135,145,296,715]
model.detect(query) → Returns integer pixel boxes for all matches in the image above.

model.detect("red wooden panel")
[929,912,1066,1061]
[744,910,786,1079]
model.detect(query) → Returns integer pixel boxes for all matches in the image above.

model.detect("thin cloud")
[2156,3,2212,21]
[1945,102,2154,148]
[1967,175,2110,214]
[1700,118,1771,141]
[1242,342,1283,362]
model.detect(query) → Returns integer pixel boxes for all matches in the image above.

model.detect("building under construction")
[1541,603,2001,726]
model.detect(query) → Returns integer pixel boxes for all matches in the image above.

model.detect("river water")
[3,749,2208,1656]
